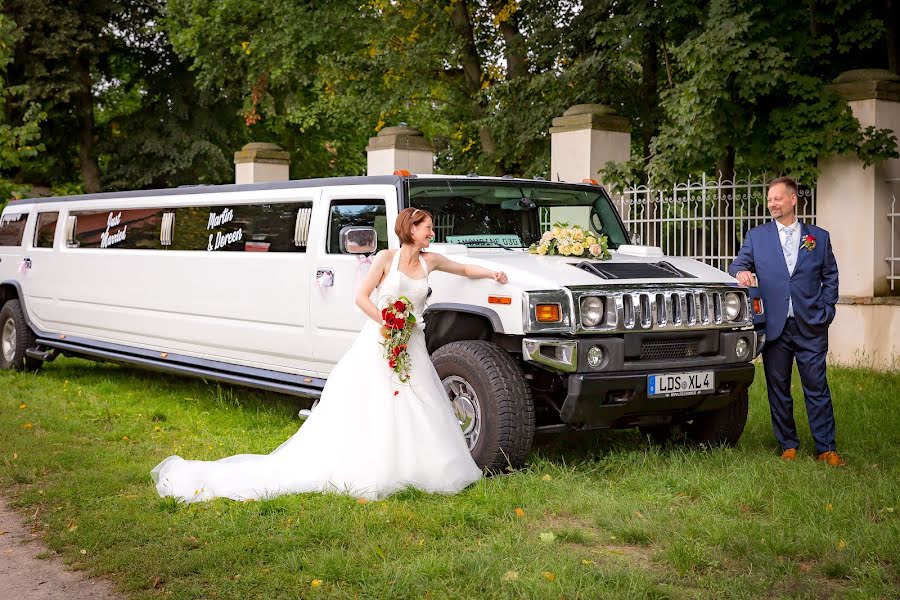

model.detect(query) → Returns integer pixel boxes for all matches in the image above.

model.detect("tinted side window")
[72,209,165,249]
[34,212,59,248]
[327,201,387,254]
[170,202,310,252]
[0,213,28,247]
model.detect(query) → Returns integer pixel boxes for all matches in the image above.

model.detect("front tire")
[0,299,41,372]
[432,340,534,472]
[683,390,749,446]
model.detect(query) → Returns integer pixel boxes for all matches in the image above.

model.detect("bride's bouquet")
[379,295,416,382]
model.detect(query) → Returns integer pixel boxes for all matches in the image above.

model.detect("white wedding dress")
[151,250,482,502]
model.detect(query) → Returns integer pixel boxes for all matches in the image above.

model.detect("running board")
[36,338,324,399]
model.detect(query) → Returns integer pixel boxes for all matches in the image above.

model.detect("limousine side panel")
[17,189,330,376]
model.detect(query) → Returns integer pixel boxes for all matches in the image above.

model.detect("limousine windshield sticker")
[100,211,128,248]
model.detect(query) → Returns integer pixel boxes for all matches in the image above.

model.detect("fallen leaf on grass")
[67,522,77,532]
[12,453,17,460]
[121,436,129,441]
[581,559,593,566]
[19,403,26,409]
[80,549,87,555]
[502,571,519,582]
[825,503,833,511]
[0,531,8,536]
[514,507,525,518]
[356,498,368,505]
[21,422,33,429]
[310,579,322,587]
[836,539,847,551]
[542,571,556,582]
[633,510,645,519]
[799,563,812,573]
[541,474,552,481]
[539,532,556,543]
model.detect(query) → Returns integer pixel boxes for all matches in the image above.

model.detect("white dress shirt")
[777,220,801,317]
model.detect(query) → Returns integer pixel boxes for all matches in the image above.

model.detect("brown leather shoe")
[780,448,797,461]
[816,451,847,466]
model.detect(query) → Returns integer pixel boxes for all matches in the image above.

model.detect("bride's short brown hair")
[395,207,433,245]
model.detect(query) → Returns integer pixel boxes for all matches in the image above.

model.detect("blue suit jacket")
[728,221,839,342]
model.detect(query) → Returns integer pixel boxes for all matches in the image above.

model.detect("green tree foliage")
[0,7,45,208]
[1,0,898,197]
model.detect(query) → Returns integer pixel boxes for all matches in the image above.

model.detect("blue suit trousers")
[761,318,836,454]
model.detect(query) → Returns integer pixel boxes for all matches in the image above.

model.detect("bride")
[151,207,509,502]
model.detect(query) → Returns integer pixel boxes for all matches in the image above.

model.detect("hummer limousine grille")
[640,338,700,360]
[570,286,752,334]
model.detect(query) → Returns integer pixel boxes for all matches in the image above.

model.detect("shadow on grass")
[37,356,312,416]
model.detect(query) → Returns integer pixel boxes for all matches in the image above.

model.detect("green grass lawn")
[1,357,898,599]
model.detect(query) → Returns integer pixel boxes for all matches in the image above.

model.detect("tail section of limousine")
[0,176,410,397]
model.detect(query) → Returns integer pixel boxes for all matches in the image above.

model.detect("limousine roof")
[7,174,604,207]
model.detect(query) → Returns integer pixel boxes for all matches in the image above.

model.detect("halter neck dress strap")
[418,254,428,277]
[389,249,401,273]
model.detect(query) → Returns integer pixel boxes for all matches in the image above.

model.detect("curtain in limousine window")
[0,213,28,246]
[170,203,310,252]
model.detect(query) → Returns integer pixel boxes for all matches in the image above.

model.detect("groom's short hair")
[769,176,798,198]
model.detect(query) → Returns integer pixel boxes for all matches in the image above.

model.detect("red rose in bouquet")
[380,295,416,383]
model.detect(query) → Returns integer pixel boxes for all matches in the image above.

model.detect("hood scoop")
[572,261,696,279]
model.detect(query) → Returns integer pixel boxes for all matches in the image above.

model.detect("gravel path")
[0,495,123,600]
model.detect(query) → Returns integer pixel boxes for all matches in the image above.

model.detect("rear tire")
[432,340,534,472]
[683,390,749,446]
[0,299,42,372]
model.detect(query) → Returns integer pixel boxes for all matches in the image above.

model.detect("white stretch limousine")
[0,175,765,469]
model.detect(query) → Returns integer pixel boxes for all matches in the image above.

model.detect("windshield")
[406,180,629,250]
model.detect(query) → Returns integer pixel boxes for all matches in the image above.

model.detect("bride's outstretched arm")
[427,253,508,284]
[355,250,393,324]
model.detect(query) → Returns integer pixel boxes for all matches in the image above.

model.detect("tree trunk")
[75,57,100,193]
[448,1,497,166]
[639,29,660,244]
[490,1,527,80]
[886,0,899,74]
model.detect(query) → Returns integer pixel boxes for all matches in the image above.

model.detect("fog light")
[587,345,606,368]
[735,337,750,359]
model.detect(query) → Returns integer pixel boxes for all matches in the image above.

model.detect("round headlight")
[723,292,742,321]
[580,296,604,327]
[587,345,606,368]
[735,337,750,359]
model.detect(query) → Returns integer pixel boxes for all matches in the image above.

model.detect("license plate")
[648,371,714,397]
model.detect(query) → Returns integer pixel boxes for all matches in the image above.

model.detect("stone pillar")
[549,104,631,185]
[366,124,434,175]
[234,142,290,184]
[817,69,900,369]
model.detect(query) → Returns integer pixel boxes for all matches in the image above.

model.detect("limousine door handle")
[315,269,334,289]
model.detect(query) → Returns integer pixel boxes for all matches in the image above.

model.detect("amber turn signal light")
[488,296,512,305]
[752,298,763,315]
[393,169,413,177]
[581,178,599,186]
[535,303,561,322]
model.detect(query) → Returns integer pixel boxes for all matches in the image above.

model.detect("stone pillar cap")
[551,103,630,134]
[829,69,900,102]
[367,123,433,152]
[234,142,290,164]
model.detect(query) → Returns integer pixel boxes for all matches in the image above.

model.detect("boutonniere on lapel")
[801,234,816,251]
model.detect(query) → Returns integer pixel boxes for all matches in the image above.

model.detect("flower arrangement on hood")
[527,223,610,259]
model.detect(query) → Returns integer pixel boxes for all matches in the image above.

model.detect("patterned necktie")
[782,226,795,273]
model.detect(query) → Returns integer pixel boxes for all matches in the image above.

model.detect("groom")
[729,177,845,466]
